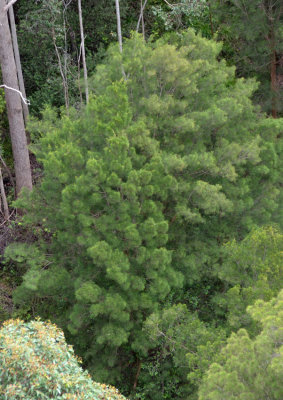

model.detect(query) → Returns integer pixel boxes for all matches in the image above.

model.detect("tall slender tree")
[78,0,89,103]
[8,3,29,125]
[115,0,123,53]
[212,0,283,117]
[0,0,32,195]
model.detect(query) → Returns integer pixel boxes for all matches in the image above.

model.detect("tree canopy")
[6,30,282,397]
[198,290,283,400]
[0,2,282,399]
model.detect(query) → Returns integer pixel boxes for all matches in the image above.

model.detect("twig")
[0,154,15,191]
[136,0,148,33]
[0,84,30,105]
[0,209,15,227]
[51,28,69,110]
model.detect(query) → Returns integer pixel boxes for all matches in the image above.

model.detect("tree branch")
[136,0,148,33]
[0,84,30,105]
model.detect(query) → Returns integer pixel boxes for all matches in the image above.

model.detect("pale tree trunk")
[115,0,127,80]
[0,0,32,195]
[8,3,29,125]
[78,0,88,103]
[0,167,9,220]
[136,0,148,34]
[51,27,70,111]
[115,0,123,53]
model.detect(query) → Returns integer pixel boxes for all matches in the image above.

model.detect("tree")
[139,304,225,400]
[8,31,283,395]
[14,0,79,114]
[0,0,32,194]
[91,30,282,299]
[198,290,283,400]
[151,0,211,36]
[0,318,127,399]
[78,0,89,103]
[211,0,283,117]
[213,226,283,334]
[115,0,123,53]
[12,82,183,385]
[8,2,29,125]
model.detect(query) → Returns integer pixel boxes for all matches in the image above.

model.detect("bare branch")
[0,84,30,105]
[0,154,15,192]
[3,0,18,12]
[136,0,148,33]
[78,0,89,103]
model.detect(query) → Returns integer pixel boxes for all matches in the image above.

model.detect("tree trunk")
[78,0,89,103]
[0,0,32,195]
[0,167,9,220]
[115,0,123,53]
[8,3,29,125]
[270,28,278,118]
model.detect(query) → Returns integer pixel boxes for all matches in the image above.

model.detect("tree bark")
[0,0,32,195]
[270,28,278,119]
[115,0,123,53]
[78,0,89,103]
[0,167,9,220]
[8,3,29,125]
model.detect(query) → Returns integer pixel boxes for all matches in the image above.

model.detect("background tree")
[198,290,283,400]
[8,3,29,125]
[0,0,32,194]
[213,226,283,334]
[211,0,283,117]
[78,0,89,103]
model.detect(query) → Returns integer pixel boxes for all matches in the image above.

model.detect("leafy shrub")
[0,318,127,400]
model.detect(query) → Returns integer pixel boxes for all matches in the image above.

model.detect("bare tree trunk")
[8,3,29,125]
[270,28,278,118]
[0,167,9,220]
[0,0,32,195]
[141,0,145,40]
[77,41,83,108]
[51,27,70,111]
[78,0,89,103]
[115,0,123,53]
[208,2,214,37]
[136,0,148,33]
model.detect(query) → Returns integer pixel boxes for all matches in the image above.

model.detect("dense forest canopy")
[0,1,282,399]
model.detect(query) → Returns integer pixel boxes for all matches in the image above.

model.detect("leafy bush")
[0,318,127,399]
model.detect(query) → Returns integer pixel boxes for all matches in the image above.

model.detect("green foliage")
[0,318,127,399]
[15,0,79,114]
[213,226,283,334]
[7,30,283,398]
[198,290,283,400]
[0,88,5,114]
[91,30,282,289]
[151,0,212,37]
[136,304,226,399]
[211,0,283,114]
[12,82,183,383]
